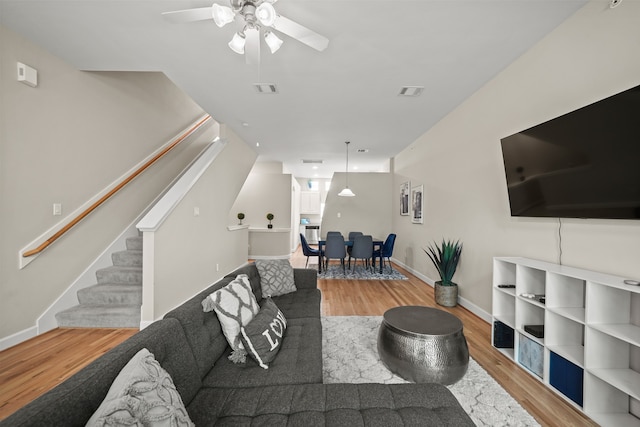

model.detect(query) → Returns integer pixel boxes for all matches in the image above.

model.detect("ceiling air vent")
[398,86,424,97]
[357,149,369,153]
[254,83,278,94]
[302,159,323,164]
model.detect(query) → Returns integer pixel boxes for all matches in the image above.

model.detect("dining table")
[317,237,384,273]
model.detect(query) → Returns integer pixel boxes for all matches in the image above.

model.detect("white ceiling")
[0,0,587,178]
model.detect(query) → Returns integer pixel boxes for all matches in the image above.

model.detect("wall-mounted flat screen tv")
[500,84,640,219]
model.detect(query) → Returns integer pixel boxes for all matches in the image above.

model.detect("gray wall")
[392,1,640,315]
[0,26,214,339]
[322,172,394,241]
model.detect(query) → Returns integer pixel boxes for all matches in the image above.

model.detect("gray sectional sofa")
[1,263,474,426]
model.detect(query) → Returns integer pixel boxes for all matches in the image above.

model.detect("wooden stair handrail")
[22,115,212,258]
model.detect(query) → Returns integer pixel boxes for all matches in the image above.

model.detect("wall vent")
[398,86,424,97]
[357,149,369,153]
[254,83,278,94]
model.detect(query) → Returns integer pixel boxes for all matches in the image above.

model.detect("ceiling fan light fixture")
[211,4,235,27]
[228,32,246,54]
[264,31,283,53]
[256,3,277,27]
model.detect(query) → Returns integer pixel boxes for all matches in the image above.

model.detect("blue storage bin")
[493,321,514,348]
[549,352,583,407]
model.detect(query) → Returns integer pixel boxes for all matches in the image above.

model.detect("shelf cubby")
[516,264,545,295]
[546,272,585,323]
[585,328,640,401]
[546,311,584,367]
[584,373,640,427]
[493,259,516,288]
[492,288,515,328]
[516,298,545,345]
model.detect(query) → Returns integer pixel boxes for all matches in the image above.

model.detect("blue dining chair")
[300,233,321,268]
[350,235,373,272]
[323,234,347,273]
[373,233,396,272]
[347,231,363,267]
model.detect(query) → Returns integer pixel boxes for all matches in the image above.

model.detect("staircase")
[55,236,142,328]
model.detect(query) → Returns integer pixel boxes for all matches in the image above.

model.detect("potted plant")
[237,212,245,225]
[266,213,274,229]
[424,239,463,307]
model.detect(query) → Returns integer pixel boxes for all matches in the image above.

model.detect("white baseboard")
[390,257,491,324]
[0,326,37,351]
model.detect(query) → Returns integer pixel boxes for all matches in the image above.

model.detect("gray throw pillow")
[255,259,296,297]
[86,348,194,427]
[240,298,287,369]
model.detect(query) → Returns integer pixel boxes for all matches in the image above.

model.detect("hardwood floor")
[0,247,597,426]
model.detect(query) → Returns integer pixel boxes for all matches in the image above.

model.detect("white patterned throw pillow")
[86,348,194,427]
[255,259,296,297]
[202,274,259,357]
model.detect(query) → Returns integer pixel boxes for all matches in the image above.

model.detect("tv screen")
[500,84,640,219]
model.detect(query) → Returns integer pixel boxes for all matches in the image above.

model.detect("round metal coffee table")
[377,306,469,385]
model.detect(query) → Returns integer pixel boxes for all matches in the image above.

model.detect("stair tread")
[81,283,142,289]
[98,265,142,271]
[112,250,142,255]
[77,283,142,305]
[59,303,140,309]
[56,304,140,328]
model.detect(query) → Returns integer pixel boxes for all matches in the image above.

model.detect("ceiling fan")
[162,0,329,65]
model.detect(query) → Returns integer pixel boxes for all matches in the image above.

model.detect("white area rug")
[322,316,541,427]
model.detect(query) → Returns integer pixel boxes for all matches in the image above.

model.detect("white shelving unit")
[492,257,640,426]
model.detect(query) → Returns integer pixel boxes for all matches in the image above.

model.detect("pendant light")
[338,141,356,197]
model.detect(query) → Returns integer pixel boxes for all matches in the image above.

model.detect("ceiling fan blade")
[161,7,213,23]
[272,15,329,51]
[245,28,261,65]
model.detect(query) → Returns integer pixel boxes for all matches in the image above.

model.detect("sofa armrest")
[293,268,317,289]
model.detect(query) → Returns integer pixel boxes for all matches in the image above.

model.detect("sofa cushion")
[202,274,259,352]
[186,383,475,426]
[255,259,297,297]
[86,348,194,427]
[240,298,287,369]
[272,288,321,319]
[202,317,323,388]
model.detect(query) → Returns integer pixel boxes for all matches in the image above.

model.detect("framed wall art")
[411,185,423,224]
[400,181,410,216]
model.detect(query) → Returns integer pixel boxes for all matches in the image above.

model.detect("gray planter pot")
[434,281,458,307]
